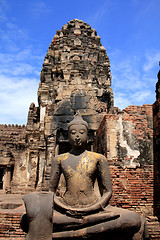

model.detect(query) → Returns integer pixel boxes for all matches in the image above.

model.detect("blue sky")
[0,0,160,124]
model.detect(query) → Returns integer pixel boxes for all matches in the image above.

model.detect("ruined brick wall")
[0,103,47,193]
[0,212,25,239]
[0,212,160,240]
[93,102,160,240]
[94,104,154,216]
[0,124,26,193]
[109,164,153,216]
[153,70,160,218]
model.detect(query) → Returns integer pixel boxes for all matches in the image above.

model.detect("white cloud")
[111,58,145,91]
[133,0,160,26]
[29,1,52,19]
[0,14,7,23]
[0,48,42,124]
[86,0,112,27]
[0,0,9,14]
[0,15,29,53]
[143,51,160,72]
[0,49,42,78]
[1,63,34,76]
[114,90,153,110]
[0,6,43,124]
[114,93,131,110]
[131,90,152,103]
[110,48,158,109]
[0,75,39,124]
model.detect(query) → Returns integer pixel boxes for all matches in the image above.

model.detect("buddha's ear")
[86,134,89,143]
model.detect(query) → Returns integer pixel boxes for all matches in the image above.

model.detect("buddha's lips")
[75,139,81,144]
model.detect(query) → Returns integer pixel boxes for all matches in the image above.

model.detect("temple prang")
[0,19,160,239]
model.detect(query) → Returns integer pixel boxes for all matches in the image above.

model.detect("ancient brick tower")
[38,18,113,135]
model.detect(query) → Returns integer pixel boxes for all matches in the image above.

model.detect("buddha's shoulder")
[86,151,106,160]
[54,152,70,162]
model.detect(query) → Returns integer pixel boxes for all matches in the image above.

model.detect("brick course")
[0,212,25,239]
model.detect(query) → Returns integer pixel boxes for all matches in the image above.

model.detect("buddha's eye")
[71,130,76,134]
[79,130,85,134]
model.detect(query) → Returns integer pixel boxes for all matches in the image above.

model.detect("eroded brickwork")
[38,19,113,116]
[0,125,26,193]
[95,105,153,166]
[94,104,154,217]
[0,213,25,239]
[153,70,160,218]
[109,165,154,216]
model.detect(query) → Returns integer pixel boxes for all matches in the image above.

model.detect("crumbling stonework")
[38,18,113,117]
[94,104,153,217]
[0,124,26,193]
[95,104,153,167]
[153,70,160,218]
[0,19,160,239]
[0,212,25,239]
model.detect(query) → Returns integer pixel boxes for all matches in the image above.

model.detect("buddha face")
[68,124,88,148]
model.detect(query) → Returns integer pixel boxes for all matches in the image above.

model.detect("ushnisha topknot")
[68,111,88,129]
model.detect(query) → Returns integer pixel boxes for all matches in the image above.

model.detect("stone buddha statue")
[21,112,149,240]
[50,112,149,240]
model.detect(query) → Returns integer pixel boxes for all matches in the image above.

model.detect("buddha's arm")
[96,154,112,207]
[49,157,71,212]
[65,155,112,217]
[49,157,61,192]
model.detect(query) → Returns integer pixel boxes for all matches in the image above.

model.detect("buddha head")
[68,111,88,148]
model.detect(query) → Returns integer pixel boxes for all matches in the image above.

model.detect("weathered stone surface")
[153,70,160,218]
[95,104,153,167]
[0,124,26,193]
[94,104,154,218]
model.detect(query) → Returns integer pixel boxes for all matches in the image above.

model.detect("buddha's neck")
[70,147,86,156]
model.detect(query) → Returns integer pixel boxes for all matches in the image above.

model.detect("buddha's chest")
[61,155,97,179]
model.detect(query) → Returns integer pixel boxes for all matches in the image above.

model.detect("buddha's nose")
[76,134,80,139]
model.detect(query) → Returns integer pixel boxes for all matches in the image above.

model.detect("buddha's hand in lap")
[66,208,88,218]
